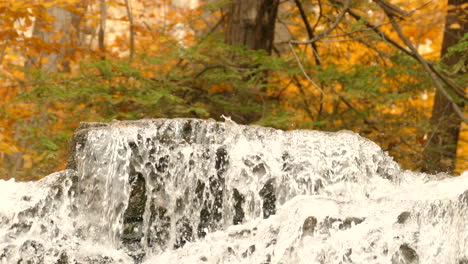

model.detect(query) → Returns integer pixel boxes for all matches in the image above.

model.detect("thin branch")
[291,0,349,45]
[279,22,390,45]
[375,0,433,21]
[311,0,323,33]
[373,0,410,19]
[199,13,225,43]
[319,34,376,42]
[292,75,316,120]
[328,86,380,132]
[288,42,324,96]
[354,38,389,66]
[386,15,467,123]
[194,65,226,79]
[288,42,380,131]
[320,23,391,38]
[164,15,226,78]
[346,8,468,102]
[294,0,321,65]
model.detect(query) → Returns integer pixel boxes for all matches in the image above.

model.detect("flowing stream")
[0,118,467,264]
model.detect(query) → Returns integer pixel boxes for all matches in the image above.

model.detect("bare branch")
[346,8,468,102]
[385,13,467,123]
[288,42,380,131]
[294,0,321,65]
[373,0,410,19]
[311,0,323,33]
[197,13,226,44]
[291,0,350,45]
[292,75,316,121]
[288,42,324,96]
[319,34,376,42]
[278,22,390,45]
[194,65,226,79]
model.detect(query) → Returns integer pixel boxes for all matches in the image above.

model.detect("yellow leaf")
[0,142,19,155]
[149,44,158,51]
[449,23,461,29]
[33,152,47,163]
[23,154,33,169]
[42,1,58,8]
[108,0,119,7]
[9,1,25,12]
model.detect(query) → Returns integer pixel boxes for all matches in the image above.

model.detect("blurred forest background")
[0,0,466,181]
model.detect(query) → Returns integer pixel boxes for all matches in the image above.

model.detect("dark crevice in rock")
[174,217,193,249]
[147,205,170,249]
[122,171,147,261]
[233,188,245,225]
[259,179,276,219]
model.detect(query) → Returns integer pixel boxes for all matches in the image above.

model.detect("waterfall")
[0,118,467,264]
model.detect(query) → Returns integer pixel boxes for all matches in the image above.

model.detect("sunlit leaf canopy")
[0,0,466,180]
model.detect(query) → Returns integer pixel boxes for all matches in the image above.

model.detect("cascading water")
[0,118,467,264]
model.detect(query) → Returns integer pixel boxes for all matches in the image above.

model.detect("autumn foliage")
[0,0,466,180]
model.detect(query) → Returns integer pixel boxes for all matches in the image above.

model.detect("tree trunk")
[422,0,467,174]
[26,5,81,73]
[98,0,107,59]
[224,0,280,54]
[221,0,280,124]
[124,0,135,60]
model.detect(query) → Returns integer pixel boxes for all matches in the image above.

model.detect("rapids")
[0,118,467,264]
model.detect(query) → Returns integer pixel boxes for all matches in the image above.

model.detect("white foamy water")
[147,172,468,264]
[0,118,467,264]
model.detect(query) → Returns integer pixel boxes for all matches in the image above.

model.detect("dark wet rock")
[127,251,145,264]
[259,179,276,219]
[319,216,364,234]
[122,172,147,246]
[242,245,256,258]
[174,217,193,249]
[266,239,277,248]
[232,188,245,225]
[215,147,228,176]
[82,256,114,264]
[302,216,318,236]
[10,220,33,234]
[343,248,352,262]
[397,211,411,224]
[55,252,72,264]
[459,190,468,206]
[340,217,365,230]
[263,253,272,264]
[228,228,252,238]
[146,205,170,249]
[67,122,108,171]
[391,244,419,264]
[18,240,45,264]
[0,245,15,262]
